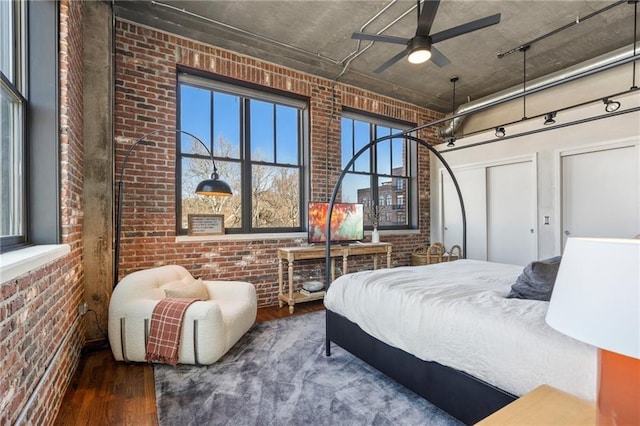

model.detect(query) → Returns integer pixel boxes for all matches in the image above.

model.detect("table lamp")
[546,237,640,426]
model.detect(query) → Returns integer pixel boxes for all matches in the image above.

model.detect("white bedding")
[324,259,597,401]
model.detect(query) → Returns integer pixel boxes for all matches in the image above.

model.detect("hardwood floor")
[54,301,324,425]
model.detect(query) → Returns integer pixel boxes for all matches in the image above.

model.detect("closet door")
[561,144,639,248]
[486,161,536,265]
[442,168,486,260]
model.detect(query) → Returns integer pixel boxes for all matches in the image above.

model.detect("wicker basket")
[411,243,445,266]
[446,244,462,261]
[411,246,429,266]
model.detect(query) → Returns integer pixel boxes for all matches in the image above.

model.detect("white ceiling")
[114,0,639,113]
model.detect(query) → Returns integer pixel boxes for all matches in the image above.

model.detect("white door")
[486,161,536,265]
[442,167,486,260]
[561,145,639,248]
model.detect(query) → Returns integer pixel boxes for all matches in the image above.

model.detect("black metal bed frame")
[325,309,516,425]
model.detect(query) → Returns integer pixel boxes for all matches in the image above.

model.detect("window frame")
[176,71,310,235]
[1,0,60,254]
[1,0,27,252]
[341,110,417,231]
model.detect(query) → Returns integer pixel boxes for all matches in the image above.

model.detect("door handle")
[530,229,534,233]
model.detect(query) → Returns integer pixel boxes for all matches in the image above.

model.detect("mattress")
[324,259,597,401]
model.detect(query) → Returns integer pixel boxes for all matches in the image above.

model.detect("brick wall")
[0,1,86,424]
[115,20,443,307]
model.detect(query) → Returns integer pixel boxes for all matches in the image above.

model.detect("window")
[1,0,26,250]
[341,112,415,229]
[1,0,59,253]
[177,73,308,234]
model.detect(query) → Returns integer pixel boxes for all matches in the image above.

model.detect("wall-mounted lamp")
[603,98,621,113]
[407,36,432,64]
[114,128,232,288]
[544,112,557,125]
[495,126,506,138]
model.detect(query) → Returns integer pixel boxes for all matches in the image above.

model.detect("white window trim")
[0,244,70,283]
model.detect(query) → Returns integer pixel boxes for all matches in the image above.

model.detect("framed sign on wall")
[187,214,225,236]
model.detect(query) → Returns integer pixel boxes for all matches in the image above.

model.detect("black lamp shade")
[195,176,233,197]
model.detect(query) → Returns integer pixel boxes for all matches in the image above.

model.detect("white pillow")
[161,278,209,300]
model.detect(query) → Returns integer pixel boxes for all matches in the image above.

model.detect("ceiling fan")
[352,0,501,73]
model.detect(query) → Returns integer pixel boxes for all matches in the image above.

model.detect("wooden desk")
[277,242,392,313]
[475,385,596,425]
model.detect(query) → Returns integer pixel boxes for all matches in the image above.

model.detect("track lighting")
[495,127,506,138]
[447,137,456,147]
[603,98,621,113]
[544,112,557,125]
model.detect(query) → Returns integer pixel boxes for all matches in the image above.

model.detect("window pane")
[251,165,300,228]
[343,172,370,204]
[1,80,24,237]
[213,92,240,158]
[376,138,391,176]
[353,120,370,172]
[180,84,211,152]
[250,99,274,162]
[181,157,241,229]
[391,135,405,173]
[389,177,408,226]
[275,105,298,165]
[0,1,14,82]
[341,117,354,169]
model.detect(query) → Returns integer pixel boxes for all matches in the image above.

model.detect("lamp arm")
[113,127,216,288]
[324,134,467,348]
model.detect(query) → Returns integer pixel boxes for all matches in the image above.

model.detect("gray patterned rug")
[154,311,463,426]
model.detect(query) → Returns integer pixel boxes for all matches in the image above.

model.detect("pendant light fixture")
[447,76,459,147]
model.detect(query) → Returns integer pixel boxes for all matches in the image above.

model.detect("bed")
[324,259,597,425]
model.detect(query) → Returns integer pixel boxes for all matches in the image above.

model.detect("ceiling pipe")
[438,44,638,139]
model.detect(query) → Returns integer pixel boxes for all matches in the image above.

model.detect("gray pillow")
[507,256,562,301]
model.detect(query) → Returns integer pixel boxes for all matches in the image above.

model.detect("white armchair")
[108,265,257,365]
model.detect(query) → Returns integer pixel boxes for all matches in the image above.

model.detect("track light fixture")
[544,112,557,125]
[495,127,506,138]
[603,98,621,113]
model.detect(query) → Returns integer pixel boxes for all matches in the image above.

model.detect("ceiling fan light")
[407,37,432,64]
[408,48,431,64]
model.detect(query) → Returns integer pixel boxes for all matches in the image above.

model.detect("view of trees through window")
[178,75,306,234]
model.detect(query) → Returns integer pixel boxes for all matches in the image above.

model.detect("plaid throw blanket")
[145,298,197,366]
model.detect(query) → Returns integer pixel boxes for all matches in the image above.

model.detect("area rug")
[154,311,464,426]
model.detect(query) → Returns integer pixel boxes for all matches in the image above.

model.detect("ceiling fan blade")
[374,49,408,74]
[430,13,501,44]
[430,46,450,68]
[416,0,440,36]
[351,32,409,46]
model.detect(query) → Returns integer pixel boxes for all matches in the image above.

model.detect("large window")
[1,0,26,250]
[177,73,308,234]
[341,112,415,229]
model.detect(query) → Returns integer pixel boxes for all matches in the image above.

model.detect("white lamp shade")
[546,237,640,359]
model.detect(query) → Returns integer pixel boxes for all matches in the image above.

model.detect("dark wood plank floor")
[54,301,324,425]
